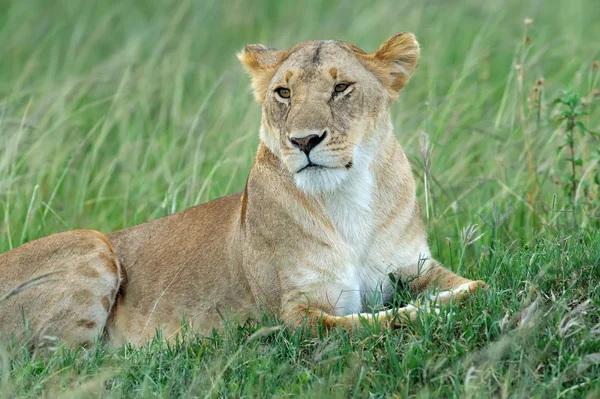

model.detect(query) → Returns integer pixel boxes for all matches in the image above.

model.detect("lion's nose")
[289,131,327,155]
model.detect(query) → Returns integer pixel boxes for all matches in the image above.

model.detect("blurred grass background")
[1,0,599,397]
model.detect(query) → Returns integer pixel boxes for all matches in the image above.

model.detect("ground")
[1,0,599,397]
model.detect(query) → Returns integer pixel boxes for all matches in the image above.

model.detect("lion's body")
[105,193,252,345]
[0,33,484,348]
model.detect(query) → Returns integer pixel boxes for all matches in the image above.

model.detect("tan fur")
[0,33,485,347]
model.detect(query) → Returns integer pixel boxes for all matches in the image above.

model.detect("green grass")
[1,0,599,397]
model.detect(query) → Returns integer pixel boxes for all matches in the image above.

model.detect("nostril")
[289,137,304,148]
[289,131,327,154]
[308,132,326,149]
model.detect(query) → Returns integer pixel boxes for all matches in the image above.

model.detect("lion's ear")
[238,44,286,103]
[361,32,420,98]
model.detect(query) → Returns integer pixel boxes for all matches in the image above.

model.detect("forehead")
[279,40,364,74]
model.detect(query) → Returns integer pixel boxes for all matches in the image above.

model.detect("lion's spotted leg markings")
[41,234,123,347]
[0,230,123,348]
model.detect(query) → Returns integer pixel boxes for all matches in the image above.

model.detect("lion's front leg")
[279,287,442,335]
[404,260,486,307]
[280,301,430,335]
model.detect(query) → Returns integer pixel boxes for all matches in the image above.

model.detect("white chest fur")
[324,165,374,250]
[322,166,391,315]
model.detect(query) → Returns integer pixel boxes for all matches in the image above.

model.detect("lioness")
[0,33,485,347]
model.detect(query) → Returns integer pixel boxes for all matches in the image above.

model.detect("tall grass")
[1,0,599,397]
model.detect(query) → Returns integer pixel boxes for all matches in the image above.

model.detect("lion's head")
[239,33,419,194]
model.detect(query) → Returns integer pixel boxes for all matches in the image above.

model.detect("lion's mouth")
[297,161,325,173]
[296,160,353,173]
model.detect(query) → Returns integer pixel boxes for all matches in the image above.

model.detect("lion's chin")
[293,166,349,195]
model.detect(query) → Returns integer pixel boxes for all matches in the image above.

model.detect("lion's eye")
[275,87,291,99]
[334,83,349,93]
